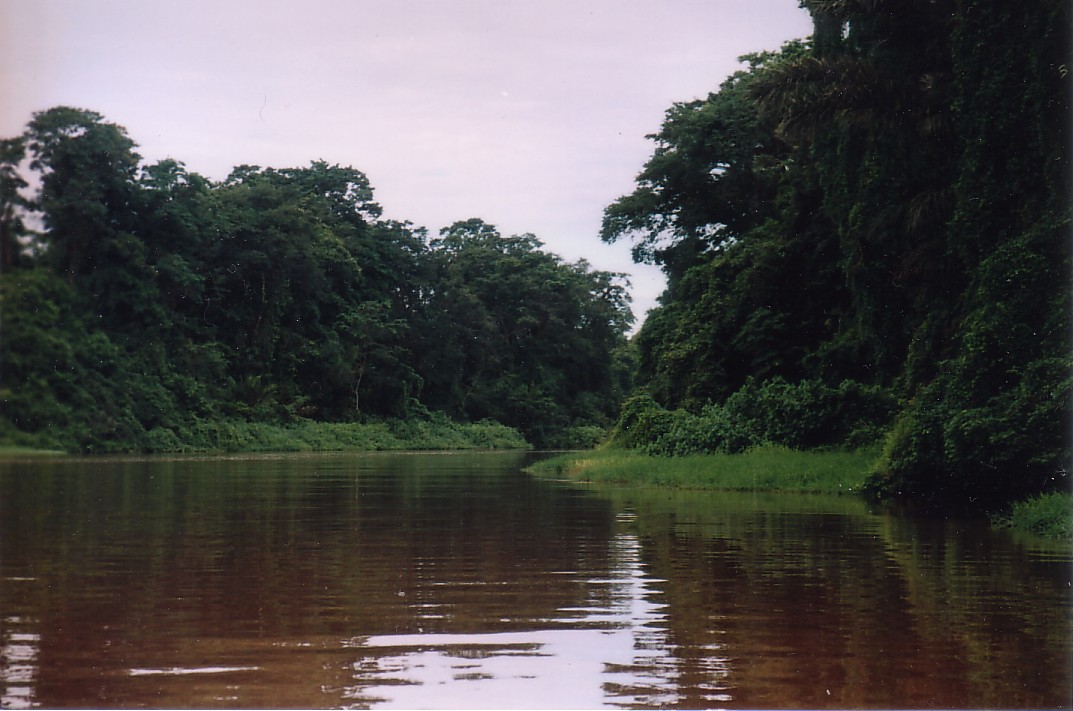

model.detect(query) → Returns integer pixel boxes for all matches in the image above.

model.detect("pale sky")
[1,0,812,326]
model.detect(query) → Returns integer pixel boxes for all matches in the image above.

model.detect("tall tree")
[601,48,800,280]
[3,109,635,451]
[25,107,142,284]
[0,137,30,270]
[606,0,1071,510]
[751,0,960,377]
[603,43,858,410]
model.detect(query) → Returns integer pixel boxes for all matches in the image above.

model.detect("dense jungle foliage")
[603,0,1071,512]
[0,111,633,451]
[1,1,1068,517]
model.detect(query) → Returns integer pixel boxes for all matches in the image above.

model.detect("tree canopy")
[604,0,1071,511]
[1,111,633,450]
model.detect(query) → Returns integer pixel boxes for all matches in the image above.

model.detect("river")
[1,451,1069,709]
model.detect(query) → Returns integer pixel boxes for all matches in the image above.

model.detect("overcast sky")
[1,1,812,326]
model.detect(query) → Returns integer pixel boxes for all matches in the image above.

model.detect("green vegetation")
[994,493,1073,542]
[0,404,529,455]
[138,417,530,454]
[600,0,1070,514]
[0,446,67,459]
[0,419,527,456]
[0,0,1067,527]
[612,379,893,456]
[0,113,632,453]
[527,445,881,494]
[531,446,1070,542]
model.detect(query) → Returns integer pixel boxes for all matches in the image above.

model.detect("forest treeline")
[603,0,1070,511]
[0,110,633,451]
[1,0,1069,514]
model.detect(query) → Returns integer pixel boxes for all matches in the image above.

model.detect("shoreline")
[525,446,1072,543]
[525,445,881,495]
[0,417,533,457]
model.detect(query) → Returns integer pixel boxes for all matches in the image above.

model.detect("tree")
[603,43,860,410]
[606,0,1071,511]
[0,137,30,269]
[419,219,633,445]
[601,48,799,279]
[24,107,142,284]
[3,109,634,451]
[874,0,1072,509]
[202,163,429,420]
[750,0,960,377]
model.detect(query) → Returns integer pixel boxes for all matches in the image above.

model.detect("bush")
[870,355,1073,511]
[612,379,895,456]
[723,377,896,450]
[610,394,676,450]
[540,425,609,450]
[143,427,186,453]
[645,406,755,456]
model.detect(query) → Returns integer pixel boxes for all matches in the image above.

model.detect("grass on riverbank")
[149,418,532,453]
[526,445,882,494]
[1,417,531,456]
[531,446,1073,542]
[994,492,1073,542]
[0,446,68,459]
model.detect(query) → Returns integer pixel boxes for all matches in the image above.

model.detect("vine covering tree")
[603,0,1071,510]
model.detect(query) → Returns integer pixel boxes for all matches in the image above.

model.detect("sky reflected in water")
[1,452,1069,709]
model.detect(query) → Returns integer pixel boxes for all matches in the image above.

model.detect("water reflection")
[1,610,40,710]
[0,453,1069,709]
[339,526,698,709]
[598,488,1073,709]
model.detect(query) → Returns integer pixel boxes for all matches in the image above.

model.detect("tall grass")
[0,446,68,458]
[994,492,1073,542]
[527,445,882,494]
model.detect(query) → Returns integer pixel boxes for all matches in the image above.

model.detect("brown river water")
[1,451,1070,709]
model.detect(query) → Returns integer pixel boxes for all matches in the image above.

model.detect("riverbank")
[526,445,881,494]
[993,492,1073,541]
[527,446,1072,542]
[0,417,531,456]
[0,446,68,459]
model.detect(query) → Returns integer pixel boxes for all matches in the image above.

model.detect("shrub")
[610,394,676,449]
[723,377,896,450]
[613,379,895,456]
[995,492,1073,541]
[541,425,609,450]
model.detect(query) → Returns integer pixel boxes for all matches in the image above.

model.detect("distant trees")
[0,109,633,451]
[604,0,1071,510]
[418,219,633,444]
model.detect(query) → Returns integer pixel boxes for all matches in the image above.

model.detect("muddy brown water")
[1,451,1069,708]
